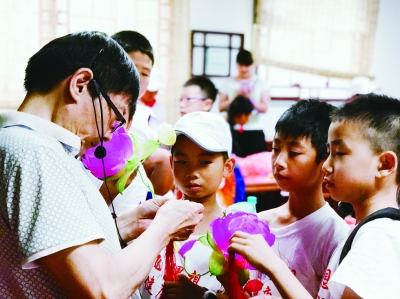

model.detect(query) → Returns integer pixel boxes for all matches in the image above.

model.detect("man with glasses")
[0,31,203,299]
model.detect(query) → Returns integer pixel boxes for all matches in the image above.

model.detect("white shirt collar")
[0,111,81,155]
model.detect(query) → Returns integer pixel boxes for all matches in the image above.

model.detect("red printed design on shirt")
[317,296,326,299]
[144,276,155,295]
[321,269,331,290]
[154,254,162,271]
[263,286,272,295]
[188,270,201,285]
[291,269,296,276]
[175,265,184,274]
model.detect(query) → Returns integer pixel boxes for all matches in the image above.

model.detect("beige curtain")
[253,0,379,79]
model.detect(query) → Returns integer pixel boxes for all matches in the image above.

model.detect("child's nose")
[185,166,199,178]
[273,152,287,169]
[321,157,332,175]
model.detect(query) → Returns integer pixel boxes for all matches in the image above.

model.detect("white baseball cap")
[174,111,232,156]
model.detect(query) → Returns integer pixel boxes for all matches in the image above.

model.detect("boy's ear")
[69,68,94,103]
[169,155,173,167]
[201,99,214,112]
[377,151,397,179]
[223,157,235,178]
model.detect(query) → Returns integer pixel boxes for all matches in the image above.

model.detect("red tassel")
[228,253,243,299]
[160,241,178,299]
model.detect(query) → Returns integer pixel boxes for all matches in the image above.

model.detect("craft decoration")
[178,211,275,297]
[81,116,176,197]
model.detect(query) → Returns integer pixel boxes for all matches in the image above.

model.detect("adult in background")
[219,49,271,157]
[0,31,203,299]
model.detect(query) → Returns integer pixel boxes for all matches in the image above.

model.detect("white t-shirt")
[317,218,400,299]
[98,104,159,216]
[138,234,225,298]
[259,203,349,298]
[0,111,122,298]
[219,75,269,131]
[130,104,159,143]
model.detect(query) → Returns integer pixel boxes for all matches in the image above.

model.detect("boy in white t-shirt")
[252,100,350,298]
[229,94,400,299]
[139,111,235,299]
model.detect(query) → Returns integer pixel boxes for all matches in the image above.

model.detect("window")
[191,30,244,78]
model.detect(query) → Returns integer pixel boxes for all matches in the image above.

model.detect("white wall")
[189,0,254,50]
[370,0,400,99]
[189,0,254,114]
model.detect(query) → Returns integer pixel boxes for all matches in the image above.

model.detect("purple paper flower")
[81,126,134,179]
[178,239,197,258]
[210,211,275,269]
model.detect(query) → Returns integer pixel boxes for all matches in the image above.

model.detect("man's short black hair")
[331,93,400,183]
[112,30,154,65]
[183,76,218,102]
[236,49,253,66]
[275,99,337,163]
[24,31,139,119]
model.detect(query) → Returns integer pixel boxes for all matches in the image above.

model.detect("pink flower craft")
[81,117,176,196]
[81,126,133,180]
[178,211,275,284]
[210,211,275,270]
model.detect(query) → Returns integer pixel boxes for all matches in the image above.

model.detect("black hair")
[24,31,139,119]
[331,93,400,183]
[275,99,337,163]
[183,76,218,102]
[226,95,254,157]
[227,95,254,125]
[236,49,253,66]
[112,30,154,65]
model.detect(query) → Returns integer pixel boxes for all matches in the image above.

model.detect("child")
[139,111,235,299]
[102,30,173,214]
[178,76,246,207]
[229,94,400,298]
[227,95,255,157]
[256,100,349,298]
[179,76,218,116]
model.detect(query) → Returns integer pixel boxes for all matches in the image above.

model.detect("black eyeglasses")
[96,83,126,132]
[90,49,126,133]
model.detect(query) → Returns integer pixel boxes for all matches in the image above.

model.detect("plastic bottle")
[226,196,258,214]
[247,196,258,212]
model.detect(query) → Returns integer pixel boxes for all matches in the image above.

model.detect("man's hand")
[116,196,168,242]
[117,197,203,243]
[163,274,205,299]
[152,199,204,241]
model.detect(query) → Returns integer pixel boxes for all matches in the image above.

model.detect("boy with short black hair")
[179,76,218,116]
[139,111,235,299]
[112,30,154,96]
[229,94,400,298]
[106,30,173,206]
[255,99,349,298]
